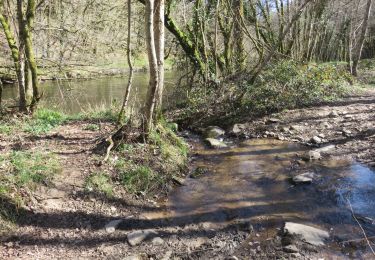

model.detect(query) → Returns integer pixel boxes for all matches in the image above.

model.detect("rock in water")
[284,222,329,246]
[292,172,314,184]
[302,150,321,161]
[105,219,123,233]
[204,126,225,138]
[310,136,322,144]
[127,230,157,246]
[204,138,228,149]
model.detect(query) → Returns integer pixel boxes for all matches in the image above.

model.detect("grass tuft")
[84,172,113,197]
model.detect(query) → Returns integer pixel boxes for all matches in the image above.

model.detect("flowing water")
[146,138,375,257]
[1,71,180,114]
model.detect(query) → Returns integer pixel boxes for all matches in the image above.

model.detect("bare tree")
[351,0,373,76]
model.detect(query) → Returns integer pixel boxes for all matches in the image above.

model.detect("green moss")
[84,172,113,197]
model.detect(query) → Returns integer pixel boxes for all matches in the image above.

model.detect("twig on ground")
[347,198,375,256]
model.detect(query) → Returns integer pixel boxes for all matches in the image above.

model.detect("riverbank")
[1,89,375,259]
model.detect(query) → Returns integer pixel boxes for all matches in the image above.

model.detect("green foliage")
[4,151,60,187]
[242,61,352,114]
[84,172,113,197]
[119,165,159,194]
[25,108,66,134]
[0,150,60,214]
[0,125,12,135]
[75,104,119,122]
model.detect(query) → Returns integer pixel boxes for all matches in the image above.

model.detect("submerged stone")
[292,172,315,184]
[204,138,228,149]
[204,126,225,138]
[284,222,329,246]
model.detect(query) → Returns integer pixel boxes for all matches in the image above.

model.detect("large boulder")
[204,138,228,149]
[204,126,225,138]
[284,222,329,246]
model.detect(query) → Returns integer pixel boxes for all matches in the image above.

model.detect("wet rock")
[310,136,322,144]
[105,219,123,233]
[314,145,335,153]
[302,151,321,161]
[284,222,329,246]
[283,244,299,253]
[329,111,339,118]
[172,176,185,186]
[204,138,228,149]
[232,124,245,134]
[266,118,281,124]
[204,126,225,138]
[127,230,157,246]
[292,172,314,184]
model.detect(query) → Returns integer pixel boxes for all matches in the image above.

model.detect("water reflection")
[2,71,180,114]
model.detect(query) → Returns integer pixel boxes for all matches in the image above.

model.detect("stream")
[147,138,375,257]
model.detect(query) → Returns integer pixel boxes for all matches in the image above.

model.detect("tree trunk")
[144,0,159,132]
[154,0,164,110]
[0,0,27,111]
[352,0,373,76]
[118,0,134,124]
[24,0,41,111]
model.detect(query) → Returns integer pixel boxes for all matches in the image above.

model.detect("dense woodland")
[0,0,375,121]
[1,0,375,258]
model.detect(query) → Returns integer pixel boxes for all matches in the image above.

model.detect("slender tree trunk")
[118,0,134,124]
[24,0,41,111]
[154,0,164,110]
[144,0,159,132]
[0,0,27,111]
[352,0,373,76]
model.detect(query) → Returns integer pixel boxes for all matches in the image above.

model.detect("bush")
[242,61,352,114]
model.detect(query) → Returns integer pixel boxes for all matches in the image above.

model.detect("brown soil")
[0,89,374,259]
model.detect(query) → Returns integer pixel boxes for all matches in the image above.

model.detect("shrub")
[242,61,352,114]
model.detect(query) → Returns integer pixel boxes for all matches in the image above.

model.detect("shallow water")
[2,71,180,114]
[149,138,375,256]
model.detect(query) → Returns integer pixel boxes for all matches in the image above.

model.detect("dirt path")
[237,89,375,167]
[0,90,374,259]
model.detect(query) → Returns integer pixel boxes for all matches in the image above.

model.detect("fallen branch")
[347,198,375,256]
[103,135,114,162]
